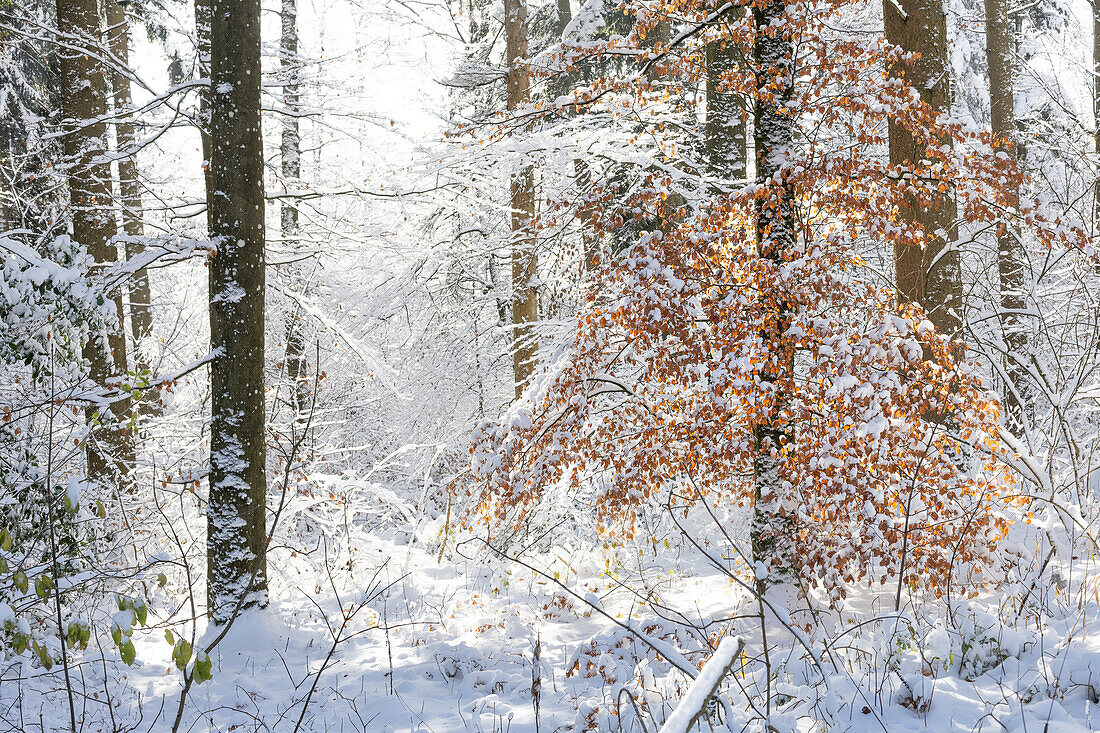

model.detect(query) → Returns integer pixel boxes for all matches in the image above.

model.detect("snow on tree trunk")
[281,0,309,422]
[706,17,748,185]
[506,0,538,399]
[1095,1,1100,231]
[984,0,1030,434]
[207,0,268,624]
[106,0,158,416]
[552,0,599,274]
[195,0,214,231]
[55,0,134,486]
[885,0,962,338]
[751,0,797,592]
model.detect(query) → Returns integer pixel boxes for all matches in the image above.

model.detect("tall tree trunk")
[553,0,600,273]
[195,0,214,231]
[985,0,1029,434]
[106,0,157,413]
[1094,0,1100,232]
[751,0,796,593]
[55,0,134,486]
[645,18,670,84]
[554,0,570,37]
[281,0,309,421]
[885,0,962,338]
[575,158,600,272]
[506,0,537,399]
[207,0,268,623]
[642,15,687,232]
[705,21,748,183]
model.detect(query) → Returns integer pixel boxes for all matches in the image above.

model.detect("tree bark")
[751,0,796,592]
[106,0,158,413]
[207,0,268,623]
[555,0,571,37]
[1094,0,1100,233]
[195,0,214,231]
[575,158,600,272]
[281,0,309,421]
[645,18,670,85]
[55,0,134,486]
[506,0,538,399]
[885,0,962,338]
[705,21,748,183]
[553,0,600,273]
[984,0,1029,434]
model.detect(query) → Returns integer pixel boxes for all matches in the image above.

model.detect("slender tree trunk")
[984,0,1029,434]
[281,0,309,421]
[195,0,214,231]
[1094,0,1100,232]
[642,15,687,231]
[885,0,962,338]
[554,0,570,37]
[705,20,748,183]
[553,0,600,273]
[55,0,134,486]
[106,0,158,413]
[506,0,537,399]
[207,0,268,623]
[751,0,796,593]
[575,159,600,272]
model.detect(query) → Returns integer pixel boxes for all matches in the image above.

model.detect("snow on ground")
[120,529,743,732]
[22,525,1083,733]
[2,487,1098,733]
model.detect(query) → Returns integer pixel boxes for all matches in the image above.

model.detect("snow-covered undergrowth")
[2,487,1097,732]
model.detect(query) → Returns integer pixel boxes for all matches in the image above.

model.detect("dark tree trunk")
[751,0,796,592]
[195,0,214,231]
[705,19,748,183]
[506,0,538,399]
[207,0,268,623]
[106,0,158,414]
[55,0,134,486]
[885,0,962,338]
[984,0,1030,434]
[555,0,571,37]
[575,158,600,272]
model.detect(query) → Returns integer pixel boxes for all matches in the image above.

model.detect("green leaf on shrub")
[194,653,212,682]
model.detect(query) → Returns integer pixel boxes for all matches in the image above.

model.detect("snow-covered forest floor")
[145,537,1100,733]
[6,502,1100,732]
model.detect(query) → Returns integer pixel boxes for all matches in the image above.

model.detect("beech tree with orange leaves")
[465,0,1084,606]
